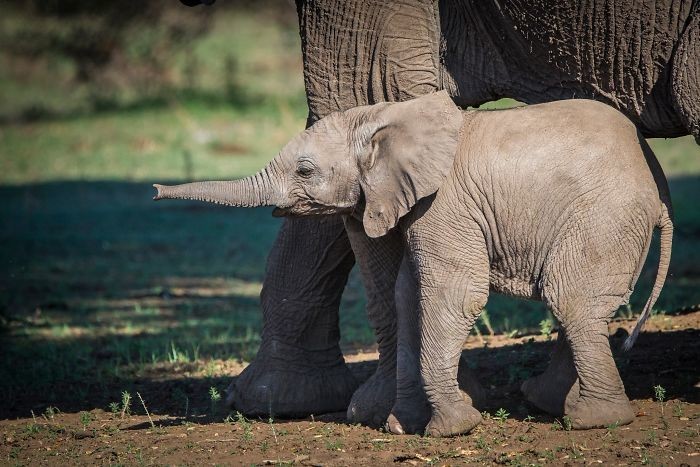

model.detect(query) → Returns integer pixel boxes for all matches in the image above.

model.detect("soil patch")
[1,313,698,465]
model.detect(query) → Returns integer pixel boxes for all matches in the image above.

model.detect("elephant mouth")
[272,202,354,217]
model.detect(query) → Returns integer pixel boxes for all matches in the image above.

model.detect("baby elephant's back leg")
[540,215,653,429]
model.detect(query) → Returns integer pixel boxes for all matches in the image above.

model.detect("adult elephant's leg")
[344,217,402,427]
[291,0,441,420]
[233,0,442,418]
[671,10,700,144]
[228,216,358,417]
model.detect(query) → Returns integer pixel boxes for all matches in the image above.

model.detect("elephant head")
[154,91,464,237]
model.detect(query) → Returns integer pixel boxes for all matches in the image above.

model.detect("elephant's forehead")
[288,119,347,152]
[308,114,346,137]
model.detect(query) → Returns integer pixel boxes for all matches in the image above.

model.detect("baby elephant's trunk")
[623,203,673,351]
[153,165,281,208]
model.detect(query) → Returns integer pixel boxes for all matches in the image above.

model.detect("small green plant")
[109,401,121,414]
[209,386,222,402]
[541,449,555,461]
[325,438,343,451]
[507,329,519,339]
[370,439,390,451]
[539,318,554,339]
[654,384,666,403]
[43,406,58,420]
[79,411,92,429]
[562,415,573,431]
[209,386,222,414]
[607,420,620,431]
[25,412,42,435]
[9,446,21,459]
[644,429,658,446]
[673,401,684,417]
[551,419,563,431]
[494,408,510,423]
[654,384,666,414]
[524,415,534,423]
[475,436,489,450]
[569,444,584,460]
[661,418,670,431]
[235,411,253,442]
[121,391,132,418]
[480,410,492,420]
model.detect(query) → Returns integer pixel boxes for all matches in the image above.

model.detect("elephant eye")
[296,160,315,177]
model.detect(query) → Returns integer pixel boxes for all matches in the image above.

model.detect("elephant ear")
[349,91,463,238]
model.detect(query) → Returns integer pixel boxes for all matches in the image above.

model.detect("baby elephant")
[154,92,672,437]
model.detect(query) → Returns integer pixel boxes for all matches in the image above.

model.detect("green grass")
[1,4,699,419]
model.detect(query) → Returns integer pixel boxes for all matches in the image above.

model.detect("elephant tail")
[623,203,674,351]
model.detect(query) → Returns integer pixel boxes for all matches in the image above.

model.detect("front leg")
[386,254,430,434]
[343,216,403,427]
[409,221,490,437]
[387,254,485,435]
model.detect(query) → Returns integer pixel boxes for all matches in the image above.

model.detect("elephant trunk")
[153,162,284,208]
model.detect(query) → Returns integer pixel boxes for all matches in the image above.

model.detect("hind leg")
[559,309,634,429]
[671,12,700,143]
[540,217,655,428]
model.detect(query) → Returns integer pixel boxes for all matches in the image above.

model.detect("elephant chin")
[272,203,356,218]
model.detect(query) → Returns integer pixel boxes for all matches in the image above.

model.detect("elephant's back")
[455,99,665,238]
[451,100,666,291]
[464,99,660,194]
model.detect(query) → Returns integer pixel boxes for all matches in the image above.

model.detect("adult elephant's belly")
[439,0,696,140]
[509,76,689,139]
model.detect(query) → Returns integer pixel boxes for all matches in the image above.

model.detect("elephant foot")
[386,356,484,435]
[386,399,431,435]
[565,396,634,429]
[425,399,482,437]
[385,383,431,435]
[521,373,579,417]
[346,368,395,427]
[227,347,358,418]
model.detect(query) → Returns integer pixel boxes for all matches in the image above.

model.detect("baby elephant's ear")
[351,91,463,238]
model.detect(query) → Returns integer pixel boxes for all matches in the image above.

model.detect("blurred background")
[1,1,698,416]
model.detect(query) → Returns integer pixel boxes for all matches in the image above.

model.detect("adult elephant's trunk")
[153,162,283,208]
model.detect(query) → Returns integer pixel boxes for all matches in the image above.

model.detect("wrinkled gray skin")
[154,92,673,436]
[179,0,695,425]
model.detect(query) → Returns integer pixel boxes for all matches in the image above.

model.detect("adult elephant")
[180,0,699,424]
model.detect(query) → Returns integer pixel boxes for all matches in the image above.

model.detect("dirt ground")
[2,312,698,466]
